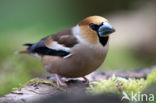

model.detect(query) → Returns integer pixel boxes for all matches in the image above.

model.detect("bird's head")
[79,16,115,37]
[77,16,115,44]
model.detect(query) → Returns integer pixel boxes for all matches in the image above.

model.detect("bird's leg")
[82,76,89,84]
[55,74,67,87]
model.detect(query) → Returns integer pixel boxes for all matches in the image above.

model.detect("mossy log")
[0,66,155,103]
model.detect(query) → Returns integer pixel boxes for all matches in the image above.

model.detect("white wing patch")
[63,54,72,59]
[46,41,71,52]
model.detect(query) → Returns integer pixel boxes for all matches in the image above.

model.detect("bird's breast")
[42,43,109,78]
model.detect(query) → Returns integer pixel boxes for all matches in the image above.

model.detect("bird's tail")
[17,50,31,54]
[16,43,34,54]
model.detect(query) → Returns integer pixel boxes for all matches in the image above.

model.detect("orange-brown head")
[78,16,115,44]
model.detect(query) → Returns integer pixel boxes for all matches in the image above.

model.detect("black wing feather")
[24,40,70,57]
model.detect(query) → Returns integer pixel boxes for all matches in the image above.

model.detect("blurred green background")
[0,0,156,96]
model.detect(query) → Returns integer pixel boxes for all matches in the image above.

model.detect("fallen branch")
[0,66,155,103]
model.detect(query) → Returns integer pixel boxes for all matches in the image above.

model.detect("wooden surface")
[0,66,155,103]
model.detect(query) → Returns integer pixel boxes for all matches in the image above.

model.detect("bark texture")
[0,66,155,103]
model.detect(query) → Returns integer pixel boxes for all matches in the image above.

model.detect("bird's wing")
[23,28,78,58]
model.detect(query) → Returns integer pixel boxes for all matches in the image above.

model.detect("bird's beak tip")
[98,22,115,36]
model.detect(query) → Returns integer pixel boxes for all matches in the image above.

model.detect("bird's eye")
[88,23,99,31]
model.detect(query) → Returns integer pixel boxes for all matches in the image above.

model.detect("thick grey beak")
[98,22,115,37]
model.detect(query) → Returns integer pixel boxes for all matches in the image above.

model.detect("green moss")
[146,69,156,85]
[87,69,156,95]
[87,75,146,95]
[24,78,56,86]
[12,78,63,91]
[17,78,65,91]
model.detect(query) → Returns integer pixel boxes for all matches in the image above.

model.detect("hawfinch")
[20,16,115,86]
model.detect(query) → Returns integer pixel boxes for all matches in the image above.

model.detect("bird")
[19,16,115,86]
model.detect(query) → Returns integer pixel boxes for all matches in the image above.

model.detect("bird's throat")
[99,36,109,46]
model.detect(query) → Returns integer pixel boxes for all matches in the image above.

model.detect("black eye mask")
[88,23,103,32]
[89,23,99,31]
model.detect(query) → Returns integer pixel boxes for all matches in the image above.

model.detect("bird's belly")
[42,44,108,78]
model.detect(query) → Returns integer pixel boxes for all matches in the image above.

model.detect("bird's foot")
[82,76,89,84]
[55,74,67,87]
[32,82,41,89]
